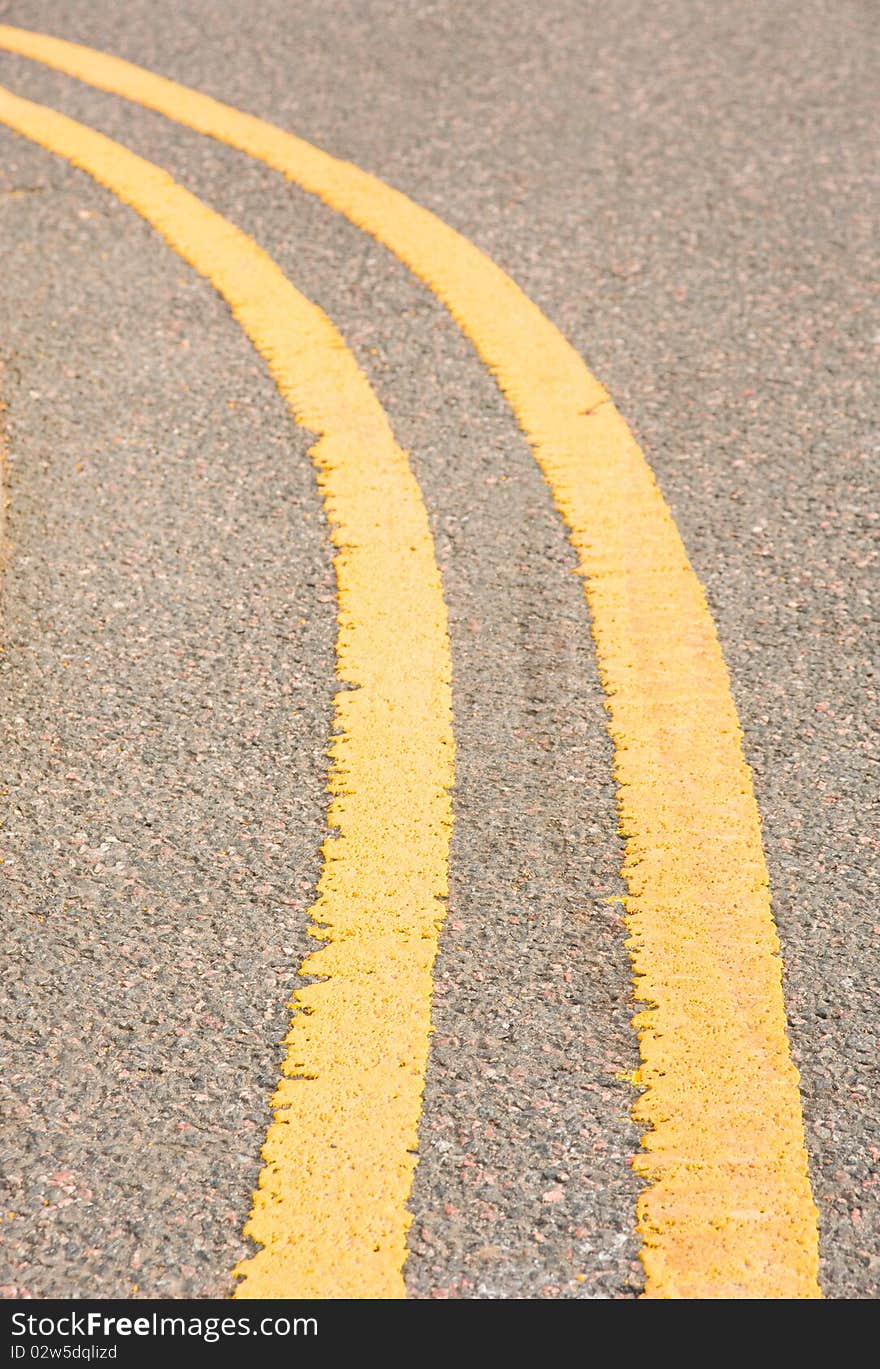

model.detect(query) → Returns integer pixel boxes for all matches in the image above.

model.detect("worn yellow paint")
[0,26,823,1297]
[0,82,454,1299]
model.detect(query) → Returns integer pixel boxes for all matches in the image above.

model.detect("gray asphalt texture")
[0,0,876,1300]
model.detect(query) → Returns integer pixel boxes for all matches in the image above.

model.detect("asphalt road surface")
[0,0,876,1300]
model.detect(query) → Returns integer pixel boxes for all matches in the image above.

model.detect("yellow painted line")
[0,28,822,1297]
[0,83,454,1299]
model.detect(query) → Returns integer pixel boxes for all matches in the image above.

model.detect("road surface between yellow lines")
[0,377,8,572]
[0,81,456,1299]
[0,26,823,1297]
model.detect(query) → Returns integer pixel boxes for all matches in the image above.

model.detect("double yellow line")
[0,25,821,1298]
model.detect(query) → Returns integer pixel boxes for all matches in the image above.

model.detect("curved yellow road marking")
[0,83,454,1299]
[0,28,822,1297]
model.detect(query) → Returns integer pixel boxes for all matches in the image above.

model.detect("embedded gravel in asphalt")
[0,0,877,1299]
[0,137,337,1295]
